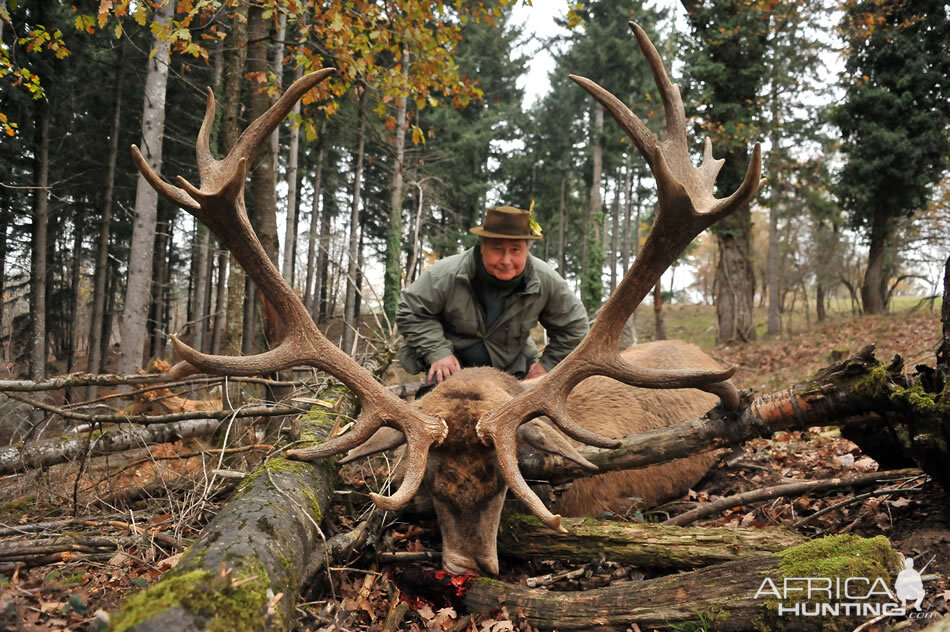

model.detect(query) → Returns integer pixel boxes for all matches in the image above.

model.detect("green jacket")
[396,247,589,377]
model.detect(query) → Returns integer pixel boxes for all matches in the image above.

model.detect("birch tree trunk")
[191,224,210,352]
[118,0,175,377]
[303,141,326,314]
[87,46,124,399]
[342,92,367,357]
[383,48,410,323]
[211,249,228,354]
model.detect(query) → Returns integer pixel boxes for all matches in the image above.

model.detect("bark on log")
[109,385,354,631]
[497,513,803,569]
[465,534,902,631]
[0,418,221,475]
[519,347,950,491]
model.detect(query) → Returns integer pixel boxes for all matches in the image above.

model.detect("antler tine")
[628,22,687,146]
[477,23,761,530]
[131,67,448,512]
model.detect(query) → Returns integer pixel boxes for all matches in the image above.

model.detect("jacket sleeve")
[396,270,455,366]
[537,278,590,371]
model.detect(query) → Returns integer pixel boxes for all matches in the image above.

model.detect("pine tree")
[833,0,950,314]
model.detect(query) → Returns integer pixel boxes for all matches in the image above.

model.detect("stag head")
[134,23,762,577]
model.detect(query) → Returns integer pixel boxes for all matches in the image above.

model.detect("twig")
[795,484,926,528]
[662,469,924,526]
[525,565,589,588]
[376,551,441,563]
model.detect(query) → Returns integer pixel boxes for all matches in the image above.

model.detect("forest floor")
[0,302,947,631]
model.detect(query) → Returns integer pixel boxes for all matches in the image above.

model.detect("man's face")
[480,238,529,281]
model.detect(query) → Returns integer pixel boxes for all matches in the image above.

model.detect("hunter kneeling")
[397,206,588,387]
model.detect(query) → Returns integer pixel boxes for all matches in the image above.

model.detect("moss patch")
[110,564,278,632]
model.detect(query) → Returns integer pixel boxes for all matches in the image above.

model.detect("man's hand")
[524,361,547,380]
[428,354,461,384]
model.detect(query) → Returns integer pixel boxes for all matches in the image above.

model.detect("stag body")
[410,339,724,575]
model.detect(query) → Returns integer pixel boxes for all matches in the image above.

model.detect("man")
[397,206,589,385]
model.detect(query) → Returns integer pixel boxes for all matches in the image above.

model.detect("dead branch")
[4,391,302,425]
[0,372,313,393]
[663,468,924,526]
[0,417,222,475]
[519,347,939,487]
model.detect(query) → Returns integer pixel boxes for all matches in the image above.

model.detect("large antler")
[476,23,765,532]
[131,69,447,511]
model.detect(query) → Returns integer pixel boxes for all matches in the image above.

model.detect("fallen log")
[519,347,950,491]
[497,513,803,569]
[108,385,353,632]
[465,534,903,631]
[0,417,222,475]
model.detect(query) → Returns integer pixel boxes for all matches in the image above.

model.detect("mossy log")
[109,385,355,632]
[498,513,804,569]
[466,534,903,631]
[519,347,950,492]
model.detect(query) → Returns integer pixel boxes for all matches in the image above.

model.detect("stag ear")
[517,419,599,471]
[338,427,406,463]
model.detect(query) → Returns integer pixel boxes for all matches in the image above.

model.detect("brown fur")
[555,340,721,516]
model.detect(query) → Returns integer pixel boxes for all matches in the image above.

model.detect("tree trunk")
[317,190,332,323]
[211,248,228,355]
[652,281,665,340]
[498,514,803,569]
[767,84,781,337]
[938,254,950,371]
[303,141,326,314]
[609,174,620,294]
[87,45,124,399]
[557,174,567,276]
[281,63,304,284]
[110,385,355,631]
[465,535,900,631]
[383,48,410,324]
[118,0,175,377]
[715,222,757,343]
[148,211,171,361]
[0,206,8,363]
[342,92,367,357]
[581,104,604,313]
[221,0,249,356]
[65,207,83,377]
[861,205,888,314]
[192,225,210,353]
[621,156,633,275]
[815,281,827,322]
[30,96,50,386]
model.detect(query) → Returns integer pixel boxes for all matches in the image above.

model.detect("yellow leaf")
[411,126,425,145]
[114,21,123,38]
[133,3,146,26]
